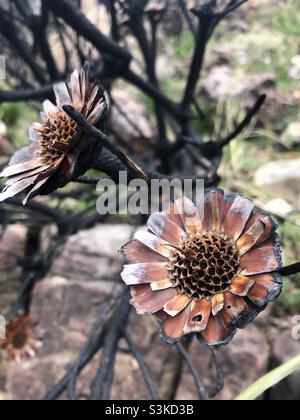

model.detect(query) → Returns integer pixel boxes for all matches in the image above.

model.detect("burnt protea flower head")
[121,189,282,346]
[0,315,43,363]
[0,63,106,204]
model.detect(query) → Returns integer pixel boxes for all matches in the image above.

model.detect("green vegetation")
[0,102,39,148]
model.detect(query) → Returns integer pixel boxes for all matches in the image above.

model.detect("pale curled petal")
[121,262,170,286]
[120,240,167,264]
[147,212,186,246]
[240,237,282,275]
[211,293,225,316]
[236,219,265,255]
[130,285,177,315]
[223,194,254,240]
[230,274,255,296]
[163,293,191,317]
[162,303,192,341]
[183,299,211,334]
[134,231,174,259]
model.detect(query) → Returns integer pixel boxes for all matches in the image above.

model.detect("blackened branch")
[175,342,208,401]
[209,348,224,398]
[123,330,161,400]
[181,8,213,111]
[279,263,300,277]
[219,94,266,148]
[62,105,150,181]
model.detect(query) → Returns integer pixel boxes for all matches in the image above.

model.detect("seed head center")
[39,111,78,164]
[169,233,240,301]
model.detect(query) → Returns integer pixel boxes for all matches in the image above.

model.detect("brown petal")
[130,285,177,315]
[22,176,51,205]
[121,262,170,286]
[236,219,265,255]
[0,158,44,178]
[223,194,254,240]
[230,274,255,296]
[211,293,225,316]
[237,297,266,329]
[53,82,73,109]
[162,302,192,341]
[151,279,174,291]
[147,212,185,246]
[3,165,51,190]
[8,143,40,167]
[0,174,40,202]
[164,201,186,231]
[199,314,234,346]
[221,292,247,327]
[247,273,282,307]
[163,293,191,317]
[203,189,224,234]
[42,100,59,116]
[242,211,278,247]
[29,123,43,142]
[183,299,211,334]
[240,236,282,275]
[120,240,167,264]
[134,231,174,259]
[69,69,82,108]
[175,197,202,234]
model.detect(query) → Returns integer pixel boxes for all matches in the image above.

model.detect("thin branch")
[123,330,161,400]
[62,105,150,181]
[279,263,300,277]
[209,347,224,398]
[175,342,208,401]
[219,95,266,148]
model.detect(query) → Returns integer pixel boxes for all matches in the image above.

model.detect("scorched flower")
[121,190,282,346]
[0,315,43,363]
[0,63,106,204]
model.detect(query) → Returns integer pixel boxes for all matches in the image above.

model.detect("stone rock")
[206,45,239,70]
[263,198,295,218]
[5,275,271,400]
[5,276,175,400]
[6,352,102,400]
[254,158,300,209]
[202,66,280,124]
[0,225,27,271]
[30,277,119,356]
[0,121,14,155]
[203,66,276,103]
[0,225,27,314]
[110,89,155,153]
[281,121,300,147]
[270,328,300,400]
[176,324,270,400]
[49,224,133,281]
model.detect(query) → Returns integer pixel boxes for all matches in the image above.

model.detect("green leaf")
[235,353,300,400]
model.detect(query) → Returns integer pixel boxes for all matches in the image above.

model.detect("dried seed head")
[0,315,43,363]
[169,233,240,301]
[38,111,78,165]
